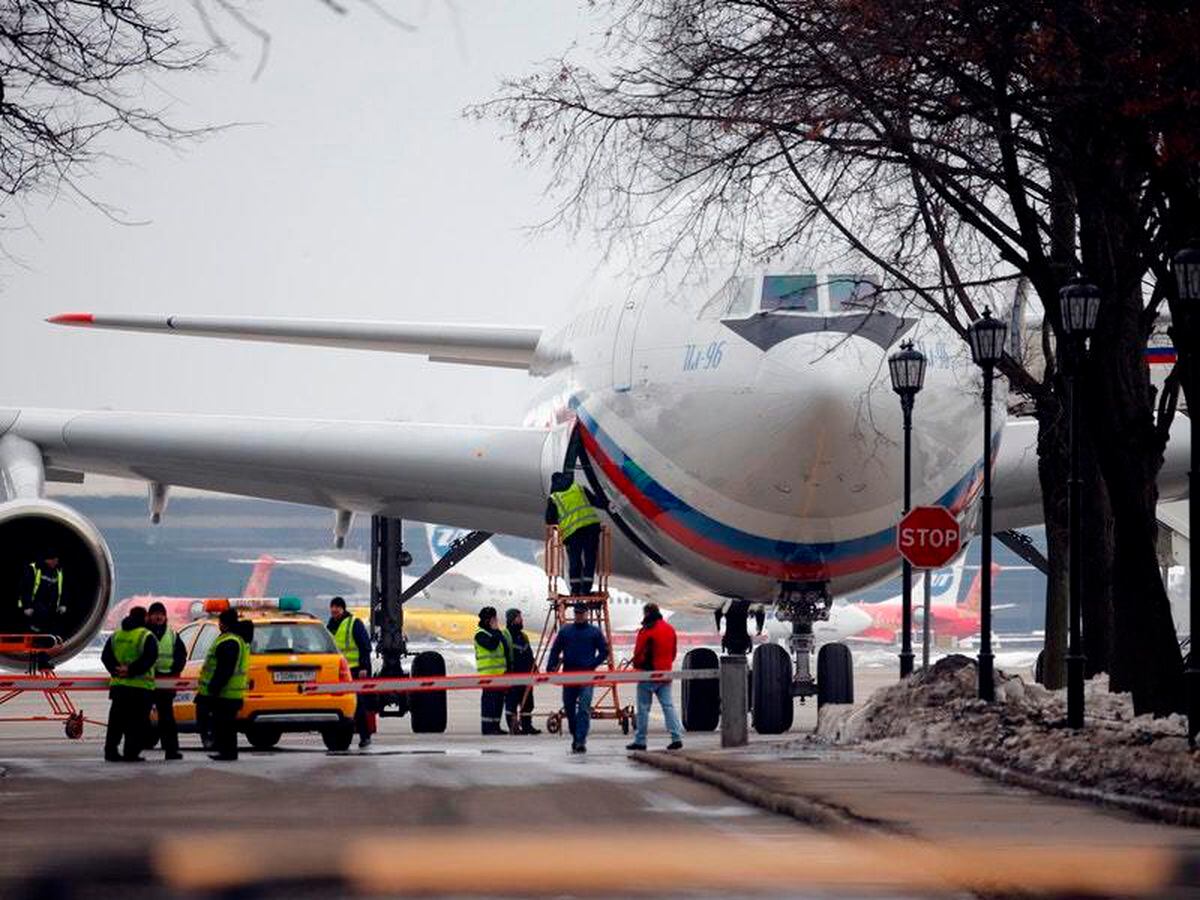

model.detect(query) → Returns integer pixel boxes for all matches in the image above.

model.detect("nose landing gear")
[748,581,855,734]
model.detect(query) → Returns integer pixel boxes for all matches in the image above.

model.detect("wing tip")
[47,313,95,326]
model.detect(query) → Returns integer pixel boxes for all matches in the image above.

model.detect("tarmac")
[2,666,1199,896]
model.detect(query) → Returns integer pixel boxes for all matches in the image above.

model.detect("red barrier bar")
[299,668,720,695]
[0,670,717,695]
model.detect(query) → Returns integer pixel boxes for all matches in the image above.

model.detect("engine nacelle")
[0,498,114,669]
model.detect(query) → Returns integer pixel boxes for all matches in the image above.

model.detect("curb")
[629,750,902,833]
[908,749,1200,828]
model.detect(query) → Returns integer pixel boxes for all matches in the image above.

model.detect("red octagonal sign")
[897,505,962,569]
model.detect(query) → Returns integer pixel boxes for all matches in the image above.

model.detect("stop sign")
[896,506,962,568]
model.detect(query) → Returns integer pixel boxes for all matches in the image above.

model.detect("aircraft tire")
[681,648,720,732]
[410,650,448,734]
[816,643,854,707]
[751,643,793,734]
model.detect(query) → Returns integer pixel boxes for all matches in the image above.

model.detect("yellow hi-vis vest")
[154,626,176,675]
[551,483,601,541]
[475,628,507,675]
[110,627,155,691]
[22,563,63,607]
[198,632,249,701]
[332,616,360,668]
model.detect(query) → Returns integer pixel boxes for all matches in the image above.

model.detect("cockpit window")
[829,274,881,310]
[761,274,818,312]
[697,276,757,319]
[693,271,884,318]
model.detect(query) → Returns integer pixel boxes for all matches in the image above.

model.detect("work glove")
[23,608,33,617]
[57,606,67,615]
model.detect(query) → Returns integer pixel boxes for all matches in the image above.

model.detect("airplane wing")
[994,415,1189,531]
[0,407,552,540]
[47,313,544,370]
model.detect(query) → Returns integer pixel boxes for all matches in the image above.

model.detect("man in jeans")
[546,603,609,754]
[626,603,684,751]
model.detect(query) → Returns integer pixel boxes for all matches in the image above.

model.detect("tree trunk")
[1081,222,1183,714]
[1036,385,1069,688]
[1079,435,1114,676]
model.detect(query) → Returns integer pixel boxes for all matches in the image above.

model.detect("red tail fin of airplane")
[242,554,277,598]
[961,562,1002,612]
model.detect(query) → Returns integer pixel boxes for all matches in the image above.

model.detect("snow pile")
[816,654,1200,808]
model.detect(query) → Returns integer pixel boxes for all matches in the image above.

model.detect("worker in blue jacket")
[546,603,609,754]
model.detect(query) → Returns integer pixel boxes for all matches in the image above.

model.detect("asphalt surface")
[0,682,812,893]
[8,663,1191,898]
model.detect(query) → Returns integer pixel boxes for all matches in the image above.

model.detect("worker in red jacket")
[626,603,683,751]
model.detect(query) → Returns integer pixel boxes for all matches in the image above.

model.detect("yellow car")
[173,599,359,751]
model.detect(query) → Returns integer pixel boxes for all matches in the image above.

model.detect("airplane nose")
[706,330,903,523]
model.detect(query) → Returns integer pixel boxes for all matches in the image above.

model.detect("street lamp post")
[967,308,1007,702]
[889,341,927,679]
[1173,246,1200,744]
[1059,278,1102,729]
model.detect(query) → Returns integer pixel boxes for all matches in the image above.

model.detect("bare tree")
[0,2,209,206]
[480,0,1200,713]
[0,0,418,210]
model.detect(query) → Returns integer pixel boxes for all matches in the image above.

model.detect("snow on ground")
[815,654,1200,808]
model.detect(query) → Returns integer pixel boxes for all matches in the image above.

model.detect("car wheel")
[247,726,282,750]
[322,722,354,752]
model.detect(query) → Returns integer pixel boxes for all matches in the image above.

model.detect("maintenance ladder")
[530,525,635,735]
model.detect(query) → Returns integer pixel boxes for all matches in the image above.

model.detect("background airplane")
[848,560,1022,644]
[271,524,649,633]
[103,553,276,630]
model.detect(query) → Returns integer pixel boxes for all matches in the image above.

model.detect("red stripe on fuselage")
[578,425,897,580]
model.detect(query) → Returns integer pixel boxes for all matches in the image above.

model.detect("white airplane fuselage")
[524,279,1002,605]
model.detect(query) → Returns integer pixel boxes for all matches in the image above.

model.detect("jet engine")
[0,498,114,669]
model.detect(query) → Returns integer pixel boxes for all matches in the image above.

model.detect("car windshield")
[252,623,337,655]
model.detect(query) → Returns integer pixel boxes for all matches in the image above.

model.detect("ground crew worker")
[626,603,684,752]
[328,596,373,749]
[146,601,185,760]
[504,608,540,735]
[100,606,158,763]
[198,608,249,761]
[545,471,603,595]
[546,603,608,754]
[474,606,510,735]
[19,554,66,634]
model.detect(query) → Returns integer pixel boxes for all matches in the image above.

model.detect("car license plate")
[176,691,194,703]
[273,670,316,684]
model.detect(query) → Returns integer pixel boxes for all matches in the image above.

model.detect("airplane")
[271,523,650,632]
[846,559,1016,644]
[0,271,1188,729]
[102,553,277,630]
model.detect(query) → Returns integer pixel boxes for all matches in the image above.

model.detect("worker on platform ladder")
[545,471,602,595]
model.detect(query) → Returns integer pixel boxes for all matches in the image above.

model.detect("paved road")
[0,686,805,892]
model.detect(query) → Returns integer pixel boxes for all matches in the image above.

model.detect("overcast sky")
[2,2,619,426]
